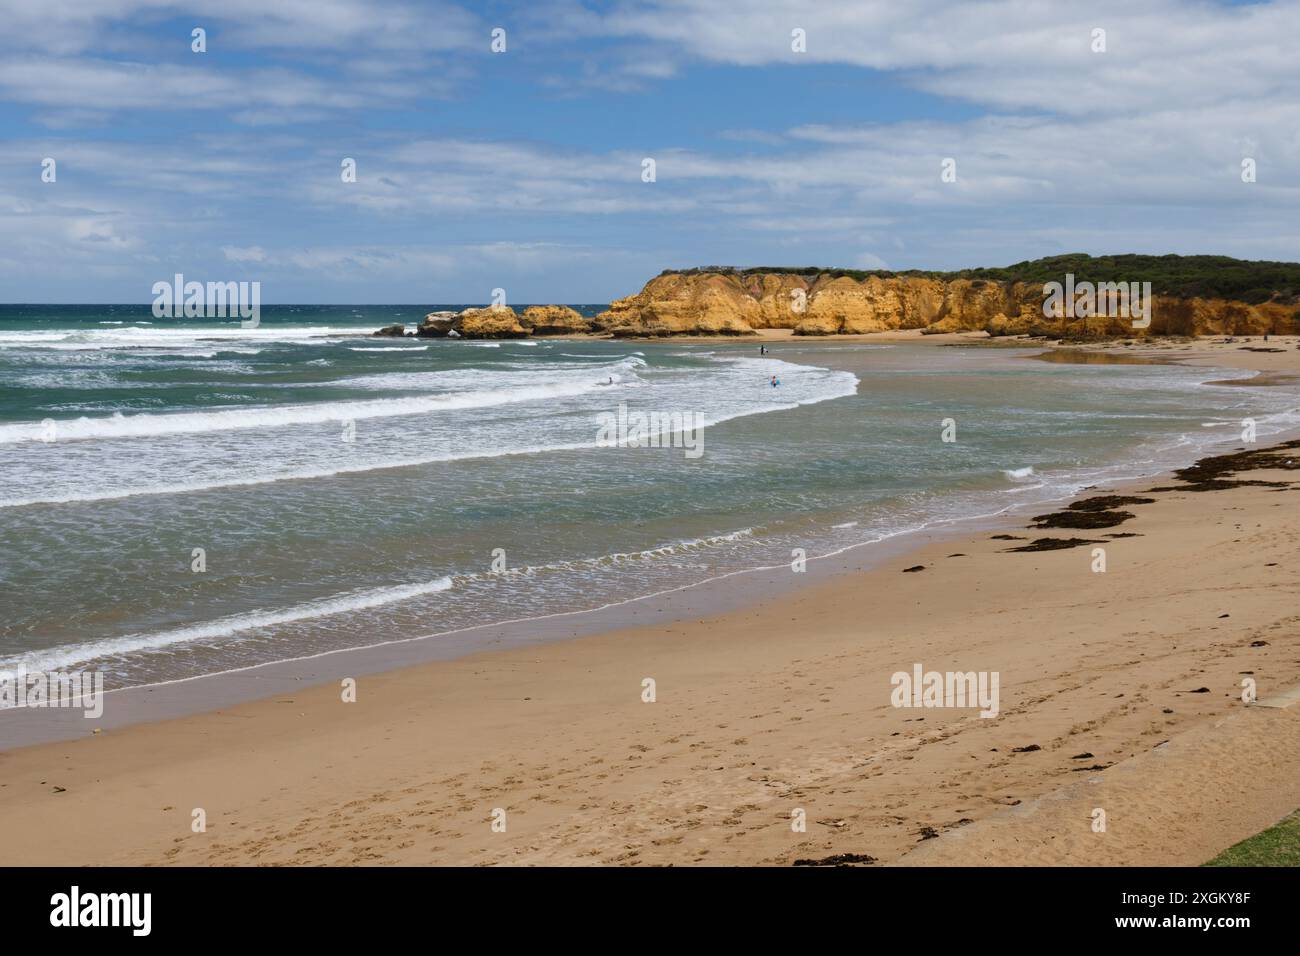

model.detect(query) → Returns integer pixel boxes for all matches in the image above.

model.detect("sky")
[0,0,1296,303]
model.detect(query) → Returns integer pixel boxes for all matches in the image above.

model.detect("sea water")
[1,305,1296,687]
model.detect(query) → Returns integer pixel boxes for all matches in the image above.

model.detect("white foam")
[473,528,758,580]
[0,381,607,443]
[331,355,645,392]
[0,325,376,351]
[0,347,862,509]
[0,370,861,507]
[348,346,430,352]
[0,439,604,506]
[1,577,454,673]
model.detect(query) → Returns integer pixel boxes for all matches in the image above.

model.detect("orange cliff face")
[595,273,759,336]
[594,271,1300,338]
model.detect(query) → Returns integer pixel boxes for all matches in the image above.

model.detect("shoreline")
[0,335,1294,868]
[2,340,1290,750]
[0,463,1066,750]
[2,429,1297,865]
[1,338,1296,866]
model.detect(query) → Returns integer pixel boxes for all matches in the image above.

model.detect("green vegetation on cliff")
[664,254,1300,305]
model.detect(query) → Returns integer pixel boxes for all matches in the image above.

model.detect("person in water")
[759,344,767,355]
[770,375,780,387]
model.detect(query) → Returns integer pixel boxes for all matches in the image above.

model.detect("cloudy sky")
[0,0,1295,303]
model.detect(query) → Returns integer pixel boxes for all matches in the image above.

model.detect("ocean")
[2,304,1296,688]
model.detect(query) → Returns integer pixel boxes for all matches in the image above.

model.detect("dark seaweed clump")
[1149,439,1300,492]
[1007,537,1105,552]
[1067,495,1155,511]
[1032,510,1135,530]
[1030,493,1157,530]
[792,853,877,867]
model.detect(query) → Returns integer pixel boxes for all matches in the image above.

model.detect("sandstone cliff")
[596,273,758,336]
[595,270,1300,338]
[401,256,1300,341]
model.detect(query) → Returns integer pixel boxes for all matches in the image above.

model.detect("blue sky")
[0,0,1297,303]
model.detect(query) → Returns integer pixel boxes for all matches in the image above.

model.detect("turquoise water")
[1,305,1296,686]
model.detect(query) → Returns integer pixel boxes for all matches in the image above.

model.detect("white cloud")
[3,0,1300,297]
[0,58,370,114]
[854,252,890,270]
[598,0,1300,117]
[222,245,267,263]
[0,0,478,122]
[69,217,136,248]
[0,0,479,55]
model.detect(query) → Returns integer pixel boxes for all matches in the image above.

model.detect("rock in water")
[456,307,529,339]
[415,312,457,338]
[372,324,407,337]
[520,305,592,336]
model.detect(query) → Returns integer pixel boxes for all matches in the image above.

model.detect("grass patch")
[1203,809,1300,866]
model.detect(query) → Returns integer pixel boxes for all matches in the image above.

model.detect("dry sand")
[1,337,1298,867]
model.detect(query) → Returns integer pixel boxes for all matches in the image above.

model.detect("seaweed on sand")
[1149,439,1300,492]
[1007,537,1105,552]
[1032,510,1135,530]
[1067,495,1155,511]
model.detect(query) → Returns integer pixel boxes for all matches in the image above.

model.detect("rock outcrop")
[520,305,591,336]
[415,312,457,338]
[372,324,408,337]
[456,307,529,339]
[598,273,759,336]
[415,307,529,339]
[798,275,947,334]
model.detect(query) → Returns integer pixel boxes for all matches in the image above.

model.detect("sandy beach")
[0,336,1296,867]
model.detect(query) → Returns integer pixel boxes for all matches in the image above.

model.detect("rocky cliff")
[388,256,1300,340]
[594,270,1300,338]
